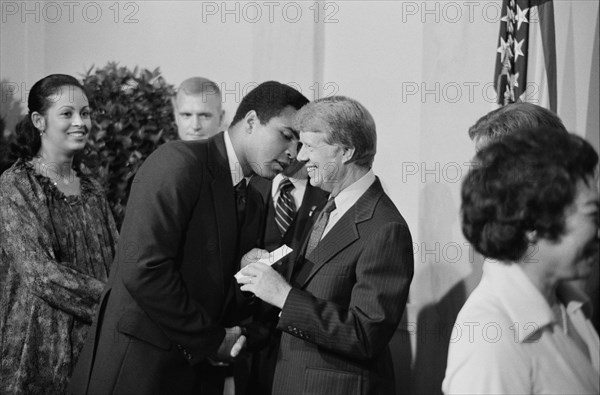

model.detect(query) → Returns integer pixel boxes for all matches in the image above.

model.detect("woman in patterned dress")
[0,74,118,393]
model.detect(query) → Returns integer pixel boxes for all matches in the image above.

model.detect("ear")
[341,146,356,164]
[243,110,258,133]
[525,230,538,244]
[218,109,225,126]
[31,112,45,132]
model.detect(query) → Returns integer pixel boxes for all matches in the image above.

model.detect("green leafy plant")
[81,62,177,227]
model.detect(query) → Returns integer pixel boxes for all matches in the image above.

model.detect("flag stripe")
[536,0,557,111]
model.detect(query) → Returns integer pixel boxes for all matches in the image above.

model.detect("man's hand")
[240,248,271,270]
[207,326,246,366]
[237,262,292,308]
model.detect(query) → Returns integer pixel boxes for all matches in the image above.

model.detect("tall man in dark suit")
[69,81,309,395]
[239,96,414,395]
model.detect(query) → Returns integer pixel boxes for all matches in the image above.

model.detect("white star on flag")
[497,37,511,62]
[513,38,525,62]
[508,72,520,88]
[515,5,529,30]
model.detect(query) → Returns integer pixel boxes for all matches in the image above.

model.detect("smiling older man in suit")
[241,158,328,395]
[238,96,414,395]
[69,81,309,395]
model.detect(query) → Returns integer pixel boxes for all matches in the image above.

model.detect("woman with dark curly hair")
[443,128,599,394]
[0,74,117,393]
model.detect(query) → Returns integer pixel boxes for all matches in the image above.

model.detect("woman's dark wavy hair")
[461,127,598,261]
[11,74,89,162]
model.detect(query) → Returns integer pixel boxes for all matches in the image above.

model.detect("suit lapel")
[293,179,384,288]
[250,175,271,204]
[207,134,238,289]
[285,183,325,241]
[302,183,329,215]
[283,185,324,280]
[293,212,358,288]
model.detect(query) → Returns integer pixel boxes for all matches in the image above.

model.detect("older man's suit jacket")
[272,178,414,395]
[69,133,263,394]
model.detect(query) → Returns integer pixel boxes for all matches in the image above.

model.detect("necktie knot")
[235,179,247,194]
[279,178,294,193]
[322,198,336,215]
[235,179,247,226]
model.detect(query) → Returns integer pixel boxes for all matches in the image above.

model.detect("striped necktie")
[275,178,296,236]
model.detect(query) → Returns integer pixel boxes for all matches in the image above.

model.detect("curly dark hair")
[230,81,308,127]
[461,127,598,261]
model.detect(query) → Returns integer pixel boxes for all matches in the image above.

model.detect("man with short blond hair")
[173,77,224,141]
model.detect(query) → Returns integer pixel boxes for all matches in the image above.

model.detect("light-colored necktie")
[305,198,336,256]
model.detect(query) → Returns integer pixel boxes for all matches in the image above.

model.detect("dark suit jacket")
[69,133,264,394]
[272,178,414,395]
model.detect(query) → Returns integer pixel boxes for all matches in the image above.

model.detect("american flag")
[494,0,557,111]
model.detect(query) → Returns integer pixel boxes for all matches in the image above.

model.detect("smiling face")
[536,177,599,283]
[297,129,346,193]
[174,92,223,141]
[34,85,91,157]
[246,105,300,179]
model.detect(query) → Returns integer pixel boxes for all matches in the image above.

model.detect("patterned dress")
[0,159,118,394]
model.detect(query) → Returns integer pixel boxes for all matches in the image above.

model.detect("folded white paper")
[235,245,293,282]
